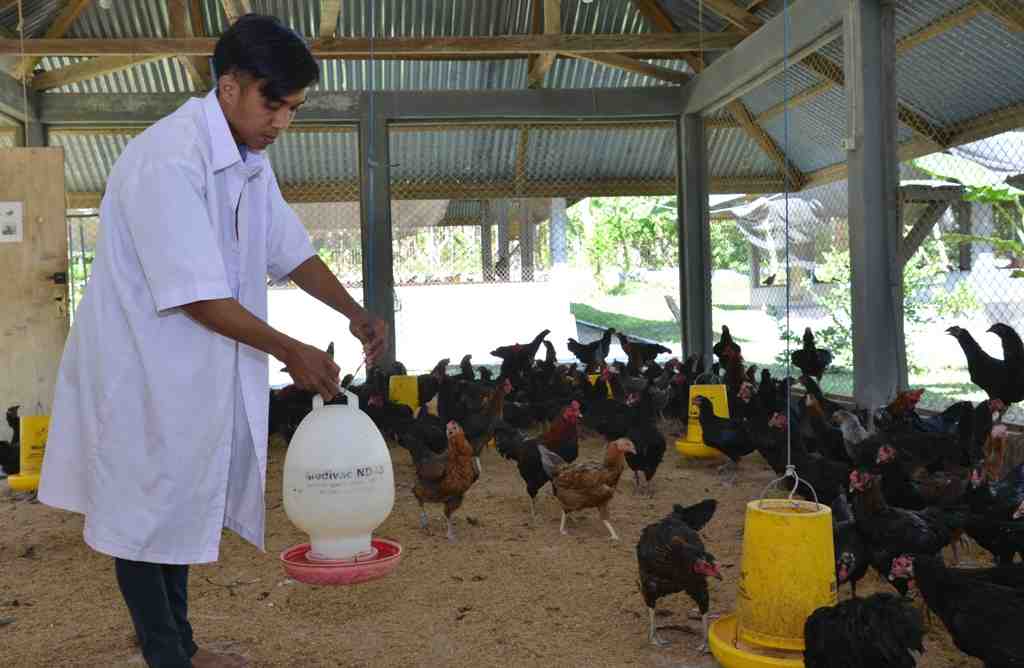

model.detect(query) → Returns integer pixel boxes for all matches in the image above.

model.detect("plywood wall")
[0,148,68,421]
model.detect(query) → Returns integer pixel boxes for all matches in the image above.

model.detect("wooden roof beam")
[12,0,93,81]
[319,1,342,39]
[31,54,166,90]
[221,0,251,25]
[726,99,804,189]
[170,0,211,90]
[979,0,1024,32]
[568,53,689,84]
[699,0,951,147]
[527,0,560,88]
[634,0,802,185]
[0,33,745,57]
[751,2,985,124]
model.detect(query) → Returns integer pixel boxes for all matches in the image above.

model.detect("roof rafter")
[0,33,745,57]
[979,0,1024,32]
[31,54,165,90]
[570,53,689,84]
[169,0,211,91]
[703,0,953,147]
[527,0,560,88]
[319,1,342,39]
[221,0,251,25]
[12,0,93,81]
[632,0,804,187]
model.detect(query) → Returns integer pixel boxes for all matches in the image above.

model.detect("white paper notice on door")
[0,201,23,243]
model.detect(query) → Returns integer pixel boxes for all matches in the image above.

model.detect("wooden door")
[0,148,68,418]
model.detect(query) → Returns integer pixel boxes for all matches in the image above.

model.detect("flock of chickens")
[264,322,1024,667]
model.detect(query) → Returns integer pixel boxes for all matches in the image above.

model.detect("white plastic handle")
[312,388,359,411]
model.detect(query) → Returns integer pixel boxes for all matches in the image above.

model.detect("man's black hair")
[213,14,319,101]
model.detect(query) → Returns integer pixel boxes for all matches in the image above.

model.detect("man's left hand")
[349,309,389,363]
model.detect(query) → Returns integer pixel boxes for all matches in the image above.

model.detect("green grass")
[571,303,681,343]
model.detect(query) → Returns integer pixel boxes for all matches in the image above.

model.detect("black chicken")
[567,327,615,371]
[458,354,475,381]
[616,333,672,374]
[803,593,924,668]
[692,396,756,474]
[398,406,447,455]
[490,329,550,381]
[791,327,833,381]
[637,499,722,649]
[0,405,21,476]
[891,554,1024,668]
[623,389,667,497]
[832,490,869,597]
[848,470,955,568]
[947,325,1024,405]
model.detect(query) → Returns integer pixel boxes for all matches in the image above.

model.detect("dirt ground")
[1,430,985,668]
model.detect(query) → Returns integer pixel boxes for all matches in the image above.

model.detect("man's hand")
[348,309,389,363]
[281,341,342,399]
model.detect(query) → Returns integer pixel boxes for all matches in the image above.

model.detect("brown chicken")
[538,438,636,540]
[410,421,480,541]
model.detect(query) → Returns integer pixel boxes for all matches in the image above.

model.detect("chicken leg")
[418,504,430,533]
[473,456,482,477]
[648,607,670,647]
[559,511,569,536]
[445,515,457,542]
[603,520,620,542]
[633,471,642,495]
[697,613,711,653]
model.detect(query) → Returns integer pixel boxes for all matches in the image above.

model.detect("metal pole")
[846,0,906,408]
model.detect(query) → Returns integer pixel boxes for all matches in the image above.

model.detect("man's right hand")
[281,341,341,400]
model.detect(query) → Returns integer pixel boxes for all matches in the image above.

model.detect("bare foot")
[191,647,249,668]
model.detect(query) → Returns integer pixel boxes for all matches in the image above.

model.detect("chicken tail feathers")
[538,445,567,479]
[672,499,717,532]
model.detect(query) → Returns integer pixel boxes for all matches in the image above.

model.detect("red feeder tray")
[280,537,403,586]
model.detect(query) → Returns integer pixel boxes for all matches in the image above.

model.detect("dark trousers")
[114,558,198,668]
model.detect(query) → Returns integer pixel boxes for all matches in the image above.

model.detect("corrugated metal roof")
[12,0,1023,192]
[266,129,360,185]
[0,0,62,39]
[757,84,850,174]
[390,125,520,183]
[41,55,197,93]
[48,130,134,192]
[740,61,829,118]
[526,123,676,181]
[896,12,1024,129]
[707,126,781,177]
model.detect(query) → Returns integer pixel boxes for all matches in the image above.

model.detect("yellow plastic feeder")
[586,374,614,398]
[7,414,50,493]
[710,497,836,668]
[387,375,419,411]
[676,384,728,459]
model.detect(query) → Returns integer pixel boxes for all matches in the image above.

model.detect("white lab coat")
[38,90,314,564]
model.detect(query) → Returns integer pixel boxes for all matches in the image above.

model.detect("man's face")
[218,72,306,151]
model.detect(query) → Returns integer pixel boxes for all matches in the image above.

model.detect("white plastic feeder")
[280,390,402,585]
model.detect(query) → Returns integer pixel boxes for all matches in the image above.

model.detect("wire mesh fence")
[387,121,677,371]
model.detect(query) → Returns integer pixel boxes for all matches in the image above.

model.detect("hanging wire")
[16,1,30,136]
[354,0,378,383]
[755,0,818,508]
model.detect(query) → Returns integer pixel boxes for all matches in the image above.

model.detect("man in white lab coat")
[38,15,386,668]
